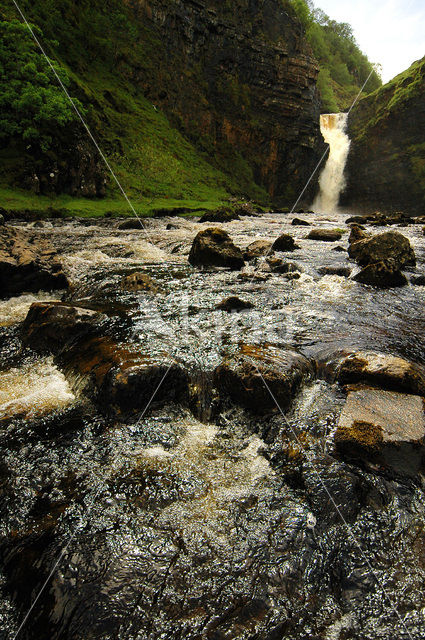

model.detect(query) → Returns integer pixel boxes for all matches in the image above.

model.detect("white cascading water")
[312,113,350,213]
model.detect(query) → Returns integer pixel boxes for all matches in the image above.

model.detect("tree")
[0,19,83,152]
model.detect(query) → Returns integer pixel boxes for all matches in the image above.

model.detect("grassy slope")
[0,1,268,217]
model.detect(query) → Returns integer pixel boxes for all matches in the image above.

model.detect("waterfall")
[312,113,350,213]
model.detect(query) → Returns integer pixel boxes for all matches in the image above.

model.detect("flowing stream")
[313,113,351,213]
[0,212,425,639]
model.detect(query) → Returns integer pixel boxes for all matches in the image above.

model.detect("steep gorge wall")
[343,57,425,214]
[125,0,324,204]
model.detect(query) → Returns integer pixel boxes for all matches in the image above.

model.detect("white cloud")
[315,0,425,82]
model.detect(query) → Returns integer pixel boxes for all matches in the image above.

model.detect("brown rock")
[188,228,244,270]
[214,344,314,414]
[291,218,311,226]
[22,302,105,354]
[353,260,408,288]
[348,224,369,244]
[335,389,425,476]
[306,229,343,242]
[243,240,273,260]
[121,272,159,293]
[317,349,425,396]
[0,227,69,298]
[60,336,188,418]
[272,233,297,252]
[348,231,416,269]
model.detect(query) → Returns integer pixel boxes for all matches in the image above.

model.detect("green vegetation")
[0,0,267,215]
[0,19,82,152]
[289,0,382,112]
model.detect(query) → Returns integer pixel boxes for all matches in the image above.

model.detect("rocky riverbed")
[0,209,425,640]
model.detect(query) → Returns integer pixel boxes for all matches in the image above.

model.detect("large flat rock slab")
[335,389,425,476]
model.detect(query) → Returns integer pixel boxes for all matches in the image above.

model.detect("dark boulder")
[0,227,69,298]
[306,229,343,242]
[335,389,425,476]
[271,233,297,252]
[348,231,416,269]
[214,344,314,414]
[117,218,144,230]
[411,275,425,286]
[243,240,273,260]
[215,296,254,312]
[60,336,188,418]
[291,218,310,226]
[267,257,301,275]
[317,266,351,277]
[353,260,408,288]
[198,207,240,223]
[348,225,369,244]
[21,302,106,354]
[188,228,244,270]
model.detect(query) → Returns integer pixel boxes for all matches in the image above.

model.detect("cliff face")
[343,57,425,215]
[136,0,323,204]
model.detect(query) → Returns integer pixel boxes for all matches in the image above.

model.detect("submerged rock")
[317,266,351,277]
[335,389,425,476]
[318,349,425,397]
[215,296,254,312]
[306,229,343,241]
[214,344,314,414]
[353,260,408,288]
[188,228,244,270]
[271,233,297,252]
[348,230,416,269]
[243,240,273,260]
[0,227,69,298]
[121,272,159,293]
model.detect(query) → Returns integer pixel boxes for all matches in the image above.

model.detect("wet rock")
[317,266,351,277]
[348,230,416,269]
[215,296,254,312]
[214,344,314,414]
[243,240,273,260]
[198,207,240,223]
[117,218,144,230]
[306,229,343,241]
[188,228,244,270]
[411,274,425,285]
[332,245,346,252]
[291,218,311,226]
[0,213,4,226]
[348,224,369,244]
[335,389,425,476]
[22,302,106,354]
[267,257,301,275]
[121,272,159,293]
[318,349,425,396]
[353,260,408,288]
[0,227,69,298]
[271,233,297,252]
[61,336,188,417]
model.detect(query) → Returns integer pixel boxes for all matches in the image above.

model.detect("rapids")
[0,211,425,640]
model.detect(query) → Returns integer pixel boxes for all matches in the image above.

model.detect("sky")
[314,0,425,83]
